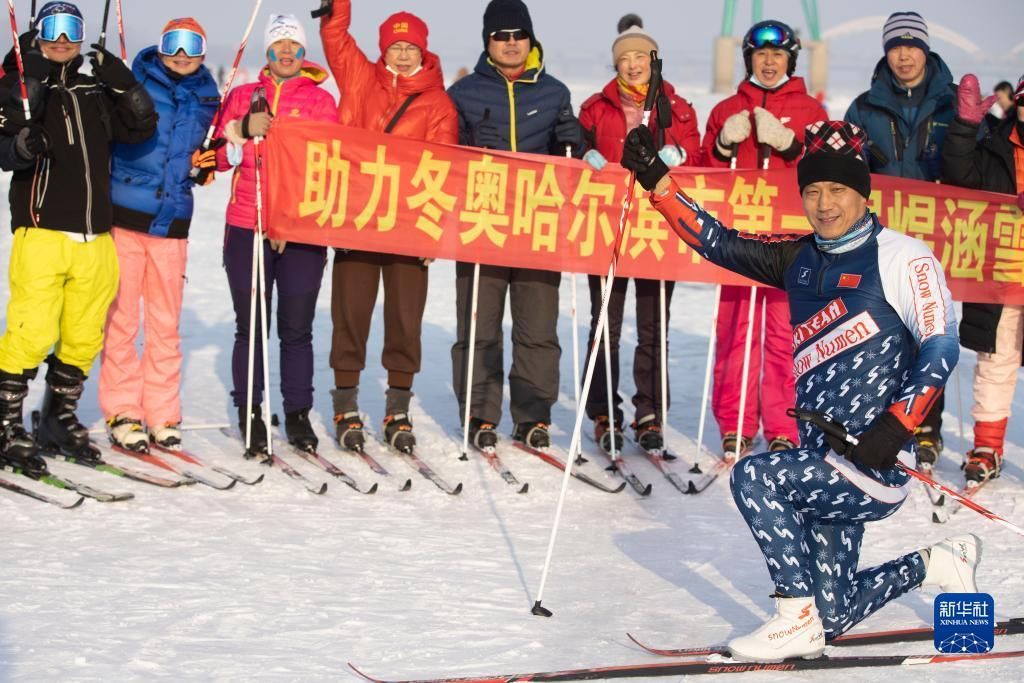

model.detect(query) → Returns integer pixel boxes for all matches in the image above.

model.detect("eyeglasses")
[38,13,85,43]
[159,29,207,57]
[746,23,795,50]
[386,43,422,55]
[490,29,529,43]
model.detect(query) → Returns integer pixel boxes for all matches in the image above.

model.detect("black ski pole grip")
[787,407,859,446]
[642,50,662,116]
[311,0,333,19]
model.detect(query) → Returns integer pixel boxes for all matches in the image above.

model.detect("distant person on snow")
[215,13,337,457]
[845,11,956,470]
[446,0,584,452]
[578,13,700,455]
[622,118,976,662]
[98,18,220,454]
[942,74,1024,485]
[317,0,458,455]
[700,20,826,458]
[0,2,157,476]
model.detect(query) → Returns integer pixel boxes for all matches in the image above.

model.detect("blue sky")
[22,0,1024,93]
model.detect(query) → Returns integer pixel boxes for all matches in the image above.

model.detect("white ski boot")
[108,415,149,452]
[921,534,982,593]
[727,596,825,661]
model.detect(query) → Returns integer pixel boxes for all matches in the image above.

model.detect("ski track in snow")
[2,88,1023,680]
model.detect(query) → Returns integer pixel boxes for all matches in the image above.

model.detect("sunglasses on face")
[38,13,85,43]
[747,23,793,49]
[159,29,207,58]
[490,29,529,43]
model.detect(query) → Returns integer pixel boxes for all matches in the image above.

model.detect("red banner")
[265,119,1024,304]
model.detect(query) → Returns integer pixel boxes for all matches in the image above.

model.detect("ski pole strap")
[383,93,421,134]
[787,407,859,447]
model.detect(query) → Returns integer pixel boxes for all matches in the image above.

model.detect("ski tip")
[517,482,529,494]
[68,496,86,509]
[347,663,383,682]
[611,481,627,494]
[639,483,653,496]
[662,452,678,461]
[365,482,379,495]
[399,479,412,492]
[449,482,464,495]
[251,473,266,485]
[531,600,553,617]
[311,482,328,495]
[223,477,239,491]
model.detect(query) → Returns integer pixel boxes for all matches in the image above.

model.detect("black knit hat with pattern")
[482,0,534,47]
[797,120,872,199]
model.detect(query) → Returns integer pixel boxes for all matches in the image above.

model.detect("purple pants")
[223,225,326,413]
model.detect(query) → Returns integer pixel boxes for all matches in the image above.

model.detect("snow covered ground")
[2,118,1024,681]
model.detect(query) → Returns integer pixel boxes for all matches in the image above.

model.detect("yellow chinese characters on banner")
[266,119,1024,304]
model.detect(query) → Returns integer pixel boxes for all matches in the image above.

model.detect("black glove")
[553,108,582,149]
[621,125,669,191]
[14,125,49,161]
[824,411,911,471]
[311,0,334,18]
[472,113,502,149]
[89,43,137,92]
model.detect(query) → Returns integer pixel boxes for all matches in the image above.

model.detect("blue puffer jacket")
[111,46,220,238]
[446,45,581,157]
[844,53,956,181]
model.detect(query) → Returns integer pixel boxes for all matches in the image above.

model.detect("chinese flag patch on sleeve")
[838,273,862,289]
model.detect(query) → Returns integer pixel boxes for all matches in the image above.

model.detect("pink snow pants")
[711,284,799,442]
[99,228,188,428]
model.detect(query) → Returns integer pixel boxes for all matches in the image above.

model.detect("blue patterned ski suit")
[650,183,959,637]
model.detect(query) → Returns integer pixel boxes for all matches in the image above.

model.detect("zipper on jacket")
[67,87,94,236]
[890,120,902,162]
[506,80,517,152]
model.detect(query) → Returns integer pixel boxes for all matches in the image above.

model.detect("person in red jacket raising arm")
[701,20,827,459]
[578,13,700,454]
[318,0,458,454]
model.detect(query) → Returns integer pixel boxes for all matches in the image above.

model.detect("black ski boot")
[468,417,498,449]
[36,356,99,464]
[238,404,269,460]
[0,370,47,478]
[285,408,318,452]
[633,414,664,452]
[914,426,942,470]
[383,388,416,453]
[331,387,365,451]
[513,421,551,449]
[594,415,624,455]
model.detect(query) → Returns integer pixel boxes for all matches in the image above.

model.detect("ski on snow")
[682,455,735,494]
[2,462,134,502]
[626,437,691,494]
[367,427,462,495]
[460,435,528,493]
[218,427,328,495]
[329,433,412,492]
[511,440,626,494]
[349,648,1024,682]
[40,446,192,488]
[628,616,1024,656]
[931,476,995,524]
[109,444,236,491]
[583,433,651,495]
[149,442,265,486]
[0,474,85,508]
[271,437,377,494]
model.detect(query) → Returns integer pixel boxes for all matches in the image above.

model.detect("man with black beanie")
[621,120,971,661]
[447,0,584,451]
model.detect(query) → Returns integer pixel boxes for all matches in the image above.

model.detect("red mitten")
[957,74,997,125]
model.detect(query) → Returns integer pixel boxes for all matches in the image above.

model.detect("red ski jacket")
[700,77,827,169]
[579,78,700,164]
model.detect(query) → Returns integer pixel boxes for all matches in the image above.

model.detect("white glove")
[583,149,608,171]
[658,145,686,167]
[753,106,796,152]
[717,111,752,147]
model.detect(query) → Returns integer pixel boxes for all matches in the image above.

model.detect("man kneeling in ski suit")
[622,120,980,661]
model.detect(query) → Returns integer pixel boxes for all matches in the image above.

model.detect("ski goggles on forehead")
[159,29,207,58]
[490,29,529,43]
[38,13,85,43]
[747,23,793,49]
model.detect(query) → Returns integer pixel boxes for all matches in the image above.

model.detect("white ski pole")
[732,286,758,458]
[566,145,583,461]
[658,278,668,449]
[601,276,617,460]
[532,50,665,618]
[253,120,273,458]
[459,263,482,458]
[191,0,263,174]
